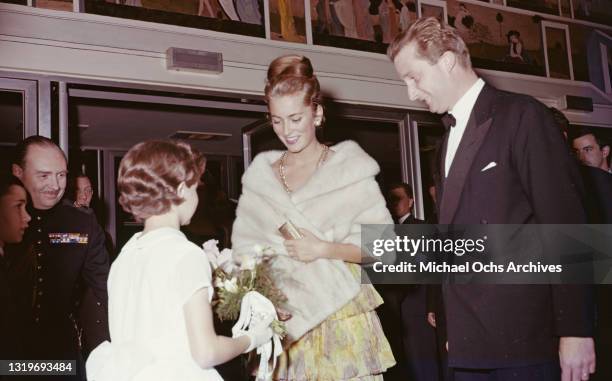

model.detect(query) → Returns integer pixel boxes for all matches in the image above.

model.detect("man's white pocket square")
[481,162,497,172]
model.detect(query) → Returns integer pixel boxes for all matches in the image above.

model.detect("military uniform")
[20,199,110,379]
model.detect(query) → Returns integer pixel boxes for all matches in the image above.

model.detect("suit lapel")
[438,84,497,224]
[434,134,449,215]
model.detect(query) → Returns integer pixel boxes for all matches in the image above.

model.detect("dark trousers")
[451,362,560,381]
[402,286,440,381]
[375,285,409,381]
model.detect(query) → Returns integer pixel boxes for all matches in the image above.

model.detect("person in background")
[384,182,440,381]
[571,127,611,174]
[12,136,110,380]
[0,174,31,359]
[71,173,94,209]
[552,109,612,381]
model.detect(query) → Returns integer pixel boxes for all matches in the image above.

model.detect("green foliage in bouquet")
[207,246,288,339]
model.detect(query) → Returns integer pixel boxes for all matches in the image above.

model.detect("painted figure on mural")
[381,0,402,43]
[198,0,214,17]
[369,0,384,43]
[353,0,374,39]
[505,30,531,64]
[236,0,263,24]
[278,0,300,41]
[399,0,414,32]
[333,0,359,38]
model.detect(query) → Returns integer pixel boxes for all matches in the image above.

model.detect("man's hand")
[559,337,595,381]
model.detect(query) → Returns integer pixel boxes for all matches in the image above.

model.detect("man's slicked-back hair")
[13,135,65,168]
[388,182,414,199]
[569,126,609,149]
[387,16,472,69]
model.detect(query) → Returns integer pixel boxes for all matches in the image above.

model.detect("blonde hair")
[264,55,322,108]
[387,17,471,69]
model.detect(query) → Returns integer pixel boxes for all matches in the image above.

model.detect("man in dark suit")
[385,183,440,381]
[570,127,612,224]
[12,136,110,380]
[388,17,595,381]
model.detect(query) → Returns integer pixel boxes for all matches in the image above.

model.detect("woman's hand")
[283,228,329,263]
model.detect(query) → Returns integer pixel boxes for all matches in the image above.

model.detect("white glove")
[232,291,282,380]
[233,291,275,353]
[238,314,274,353]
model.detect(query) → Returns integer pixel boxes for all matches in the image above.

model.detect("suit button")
[37,291,43,296]
[36,216,41,221]
[37,228,42,233]
[37,265,42,270]
[37,252,43,257]
[34,317,39,323]
[37,240,42,245]
[96,302,101,307]
[36,304,41,309]
[96,319,101,324]
[38,277,43,283]
[480,219,488,224]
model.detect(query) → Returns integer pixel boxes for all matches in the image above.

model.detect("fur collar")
[243,140,380,204]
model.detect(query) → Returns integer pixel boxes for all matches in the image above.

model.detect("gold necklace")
[279,144,329,194]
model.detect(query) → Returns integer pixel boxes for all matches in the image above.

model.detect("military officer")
[12,136,110,380]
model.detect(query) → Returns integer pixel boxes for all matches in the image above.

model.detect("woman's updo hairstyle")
[264,55,322,110]
[117,140,206,221]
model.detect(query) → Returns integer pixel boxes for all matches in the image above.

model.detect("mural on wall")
[269,0,307,42]
[505,0,558,15]
[447,0,545,76]
[559,0,571,18]
[311,0,417,51]
[544,24,571,79]
[36,0,73,11]
[91,0,265,37]
[419,0,446,22]
[569,23,596,81]
[573,0,612,27]
[79,0,612,85]
[105,0,264,24]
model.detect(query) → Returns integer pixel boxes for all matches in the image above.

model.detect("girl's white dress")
[86,227,223,381]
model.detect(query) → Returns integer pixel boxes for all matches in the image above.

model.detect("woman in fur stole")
[231,55,395,380]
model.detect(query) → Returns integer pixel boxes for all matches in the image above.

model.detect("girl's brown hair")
[118,140,205,221]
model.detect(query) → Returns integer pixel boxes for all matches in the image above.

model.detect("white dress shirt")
[398,212,411,224]
[445,78,486,177]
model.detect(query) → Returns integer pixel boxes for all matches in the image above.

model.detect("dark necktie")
[441,113,456,131]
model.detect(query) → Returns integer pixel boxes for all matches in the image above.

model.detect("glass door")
[0,77,38,172]
[407,112,445,222]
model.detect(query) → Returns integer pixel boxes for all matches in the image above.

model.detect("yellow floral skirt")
[273,268,395,381]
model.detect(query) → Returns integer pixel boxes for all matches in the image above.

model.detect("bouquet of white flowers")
[203,240,287,380]
[202,240,287,338]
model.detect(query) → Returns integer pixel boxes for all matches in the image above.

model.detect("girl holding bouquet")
[232,55,395,380]
[86,140,273,381]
